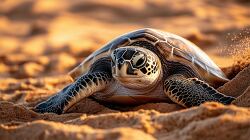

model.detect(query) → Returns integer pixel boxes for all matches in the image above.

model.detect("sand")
[0,0,250,140]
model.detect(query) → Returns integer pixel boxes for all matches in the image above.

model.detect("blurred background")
[0,0,249,79]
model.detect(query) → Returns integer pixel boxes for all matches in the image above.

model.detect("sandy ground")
[0,0,250,140]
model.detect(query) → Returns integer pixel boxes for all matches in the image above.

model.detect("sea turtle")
[35,28,235,114]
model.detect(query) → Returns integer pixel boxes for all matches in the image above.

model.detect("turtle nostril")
[117,58,124,70]
[118,58,124,64]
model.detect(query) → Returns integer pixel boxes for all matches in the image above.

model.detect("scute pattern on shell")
[68,28,228,82]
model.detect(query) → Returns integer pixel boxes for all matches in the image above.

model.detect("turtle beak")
[112,61,129,77]
[111,48,139,78]
[111,50,127,77]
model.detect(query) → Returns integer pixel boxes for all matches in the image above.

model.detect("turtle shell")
[69,28,228,84]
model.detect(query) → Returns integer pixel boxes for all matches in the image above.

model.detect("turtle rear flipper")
[34,72,112,114]
[164,74,235,107]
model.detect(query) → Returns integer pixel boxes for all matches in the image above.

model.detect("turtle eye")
[132,52,147,68]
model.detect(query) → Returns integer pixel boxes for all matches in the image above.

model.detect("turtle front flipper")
[164,74,235,107]
[34,72,112,114]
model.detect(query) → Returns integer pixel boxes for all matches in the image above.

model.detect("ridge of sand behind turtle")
[0,0,250,139]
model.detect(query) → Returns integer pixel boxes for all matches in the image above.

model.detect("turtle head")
[111,46,162,89]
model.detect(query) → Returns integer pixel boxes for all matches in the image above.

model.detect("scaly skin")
[35,72,112,114]
[164,74,235,107]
